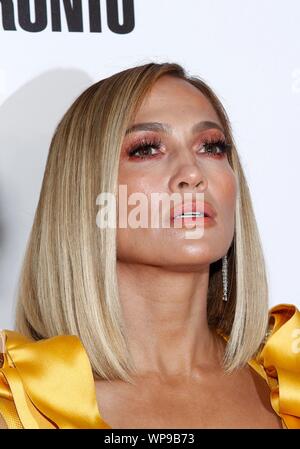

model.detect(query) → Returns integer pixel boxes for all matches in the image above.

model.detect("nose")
[169,158,208,194]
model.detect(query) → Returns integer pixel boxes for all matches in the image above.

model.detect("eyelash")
[127,137,231,160]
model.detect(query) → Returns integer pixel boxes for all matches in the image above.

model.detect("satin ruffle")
[0,330,111,428]
[248,304,300,429]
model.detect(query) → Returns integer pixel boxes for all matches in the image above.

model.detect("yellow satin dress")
[0,303,299,429]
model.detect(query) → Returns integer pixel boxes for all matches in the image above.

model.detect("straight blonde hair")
[14,62,269,382]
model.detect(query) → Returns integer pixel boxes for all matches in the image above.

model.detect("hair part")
[15,62,269,382]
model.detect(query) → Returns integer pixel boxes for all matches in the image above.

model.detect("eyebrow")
[125,120,224,136]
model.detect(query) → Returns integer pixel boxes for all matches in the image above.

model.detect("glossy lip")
[170,200,217,222]
[173,215,216,230]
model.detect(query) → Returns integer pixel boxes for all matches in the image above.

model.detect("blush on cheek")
[225,170,238,194]
[219,173,238,208]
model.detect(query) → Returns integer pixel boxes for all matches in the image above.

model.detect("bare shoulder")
[227,363,283,428]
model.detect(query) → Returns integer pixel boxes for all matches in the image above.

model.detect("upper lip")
[170,200,217,220]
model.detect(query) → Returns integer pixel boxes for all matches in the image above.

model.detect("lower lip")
[172,216,216,227]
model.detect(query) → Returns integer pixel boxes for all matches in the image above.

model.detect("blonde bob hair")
[15,62,269,382]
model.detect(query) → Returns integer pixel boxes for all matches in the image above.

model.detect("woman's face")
[117,75,237,271]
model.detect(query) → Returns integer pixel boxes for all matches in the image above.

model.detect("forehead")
[134,75,220,123]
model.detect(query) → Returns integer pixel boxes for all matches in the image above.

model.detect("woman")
[0,62,299,429]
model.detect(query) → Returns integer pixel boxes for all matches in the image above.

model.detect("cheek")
[217,170,238,221]
[223,172,237,204]
[118,164,164,204]
[119,164,153,193]
[117,171,161,236]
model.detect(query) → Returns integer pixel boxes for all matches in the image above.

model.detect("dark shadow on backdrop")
[0,69,93,327]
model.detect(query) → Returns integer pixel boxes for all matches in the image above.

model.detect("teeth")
[175,212,205,218]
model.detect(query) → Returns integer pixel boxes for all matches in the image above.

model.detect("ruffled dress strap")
[250,304,300,429]
[0,329,111,429]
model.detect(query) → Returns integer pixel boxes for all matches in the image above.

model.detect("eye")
[198,139,231,157]
[127,137,162,160]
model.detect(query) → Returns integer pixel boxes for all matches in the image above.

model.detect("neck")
[117,262,225,381]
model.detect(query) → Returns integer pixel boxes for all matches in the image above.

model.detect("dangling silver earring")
[222,254,228,302]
